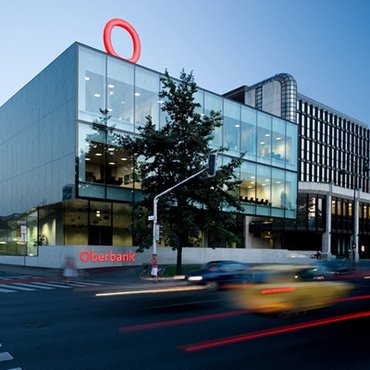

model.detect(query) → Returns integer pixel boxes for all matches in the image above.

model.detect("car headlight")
[188,276,203,281]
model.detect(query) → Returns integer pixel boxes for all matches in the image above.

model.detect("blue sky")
[1,0,369,124]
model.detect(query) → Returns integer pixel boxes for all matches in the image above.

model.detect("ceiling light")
[276,137,282,140]
[235,124,240,128]
[260,141,265,145]
[265,133,270,137]
[85,157,91,161]
[95,153,103,156]
[94,93,101,98]
[85,76,90,81]
[108,162,115,165]
[135,92,141,97]
[107,84,115,88]
[121,157,128,161]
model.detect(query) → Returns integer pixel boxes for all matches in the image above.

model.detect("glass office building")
[227,75,370,259]
[0,43,298,256]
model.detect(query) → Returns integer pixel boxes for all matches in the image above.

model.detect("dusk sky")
[1,0,369,124]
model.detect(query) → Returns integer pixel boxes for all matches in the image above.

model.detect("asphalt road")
[1,269,370,370]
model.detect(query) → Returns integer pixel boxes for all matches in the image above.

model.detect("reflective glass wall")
[77,44,297,219]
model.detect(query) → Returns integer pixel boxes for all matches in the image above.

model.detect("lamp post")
[149,154,218,255]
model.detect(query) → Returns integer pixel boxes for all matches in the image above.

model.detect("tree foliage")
[117,70,243,269]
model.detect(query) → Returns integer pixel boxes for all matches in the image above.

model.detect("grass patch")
[162,264,201,277]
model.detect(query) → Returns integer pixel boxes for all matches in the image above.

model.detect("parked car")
[185,260,252,290]
[233,264,353,315]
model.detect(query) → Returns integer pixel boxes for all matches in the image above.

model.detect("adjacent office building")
[226,74,370,259]
[0,43,298,258]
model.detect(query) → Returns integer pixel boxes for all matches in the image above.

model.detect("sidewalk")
[0,263,140,284]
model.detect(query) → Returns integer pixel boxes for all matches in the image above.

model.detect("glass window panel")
[78,47,106,122]
[223,100,240,155]
[194,88,204,116]
[272,117,286,168]
[256,112,272,165]
[286,122,298,171]
[285,171,297,218]
[64,199,89,245]
[204,92,223,148]
[135,67,160,131]
[256,164,271,207]
[241,106,257,160]
[240,161,256,202]
[113,203,132,246]
[107,56,134,132]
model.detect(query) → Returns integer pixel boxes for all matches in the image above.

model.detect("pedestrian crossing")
[0,275,107,294]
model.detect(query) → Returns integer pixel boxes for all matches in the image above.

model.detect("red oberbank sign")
[80,249,136,263]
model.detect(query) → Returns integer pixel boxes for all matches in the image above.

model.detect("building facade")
[225,74,370,259]
[0,43,298,258]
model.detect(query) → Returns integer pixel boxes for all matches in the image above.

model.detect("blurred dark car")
[313,259,370,288]
[185,260,252,290]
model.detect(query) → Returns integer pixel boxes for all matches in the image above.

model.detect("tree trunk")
[176,245,183,275]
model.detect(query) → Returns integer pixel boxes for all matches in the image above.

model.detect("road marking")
[0,284,35,291]
[12,283,53,290]
[0,352,13,361]
[32,282,72,289]
[0,288,16,293]
[64,282,99,287]
[72,281,102,286]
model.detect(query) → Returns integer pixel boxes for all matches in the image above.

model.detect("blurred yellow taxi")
[233,264,353,315]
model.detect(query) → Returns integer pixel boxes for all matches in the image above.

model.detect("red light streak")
[260,287,296,294]
[181,310,370,352]
[120,310,249,332]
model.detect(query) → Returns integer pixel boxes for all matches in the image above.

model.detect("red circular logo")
[103,18,141,63]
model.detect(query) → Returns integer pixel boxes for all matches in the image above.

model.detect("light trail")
[95,285,207,297]
[181,310,370,352]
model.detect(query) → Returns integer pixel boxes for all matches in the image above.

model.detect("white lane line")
[0,288,16,293]
[0,275,32,280]
[67,282,101,287]
[78,279,115,285]
[0,352,13,361]
[0,284,35,291]
[11,283,54,290]
[32,282,72,289]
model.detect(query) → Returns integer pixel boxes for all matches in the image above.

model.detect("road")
[1,270,370,370]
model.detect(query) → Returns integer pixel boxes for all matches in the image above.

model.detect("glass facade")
[0,43,298,255]
[77,44,297,221]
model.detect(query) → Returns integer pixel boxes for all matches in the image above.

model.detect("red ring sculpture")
[103,18,141,63]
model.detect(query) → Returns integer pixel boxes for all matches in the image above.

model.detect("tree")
[117,70,243,273]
